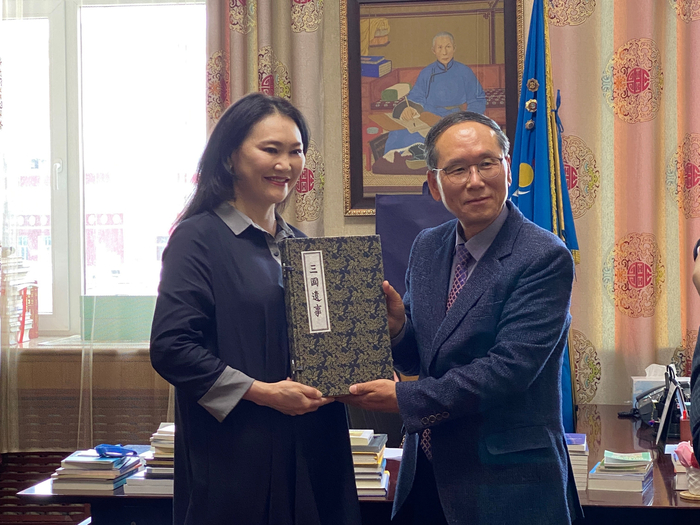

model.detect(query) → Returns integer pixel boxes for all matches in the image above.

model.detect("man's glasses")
[432,157,504,183]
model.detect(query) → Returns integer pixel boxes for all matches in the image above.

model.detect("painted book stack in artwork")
[350,430,389,499]
[125,422,175,495]
[280,235,394,396]
[361,56,392,78]
[565,433,589,491]
[51,450,142,494]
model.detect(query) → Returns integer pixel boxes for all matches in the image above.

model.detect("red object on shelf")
[17,282,38,343]
[27,283,38,339]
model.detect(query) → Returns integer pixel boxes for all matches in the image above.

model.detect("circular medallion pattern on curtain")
[602,233,666,318]
[672,329,697,377]
[669,0,700,22]
[207,51,229,122]
[547,0,596,26]
[675,133,700,218]
[258,46,291,99]
[570,329,601,403]
[561,135,600,219]
[601,38,663,123]
[291,0,324,33]
[295,140,324,222]
[229,0,256,34]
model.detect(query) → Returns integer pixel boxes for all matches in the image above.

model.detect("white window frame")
[2,0,74,334]
[2,0,204,336]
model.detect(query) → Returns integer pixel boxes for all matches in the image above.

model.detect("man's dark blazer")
[691,334,700,454]
[392,201,582,525]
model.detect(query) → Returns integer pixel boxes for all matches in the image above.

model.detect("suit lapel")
[429,202,524,364]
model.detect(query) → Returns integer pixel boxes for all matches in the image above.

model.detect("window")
[17,236,29,261]
[1,1,205,335]
[0,9,58,319]
[156,236,169,262]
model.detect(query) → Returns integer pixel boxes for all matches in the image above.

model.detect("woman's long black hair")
[176,92,310,225]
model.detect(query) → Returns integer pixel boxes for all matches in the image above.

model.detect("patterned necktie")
[421,244,471,461]
[446,244,471,311]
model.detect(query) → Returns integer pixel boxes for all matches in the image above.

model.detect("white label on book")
[301,251,331,333]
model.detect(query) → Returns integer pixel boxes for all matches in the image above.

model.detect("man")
[690,239,700,454]
[342,112,582,524]
[382,32,487,159]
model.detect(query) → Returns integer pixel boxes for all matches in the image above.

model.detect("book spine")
[280,241,303,381]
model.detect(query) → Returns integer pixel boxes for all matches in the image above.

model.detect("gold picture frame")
[341,0,525,215]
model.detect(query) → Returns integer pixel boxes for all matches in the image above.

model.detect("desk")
[17,405,700,525]
[18,480,170,524]
[18,479,398,525]
[573,404,700,523]
[17,458,401,525]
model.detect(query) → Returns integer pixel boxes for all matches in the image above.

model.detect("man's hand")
[400,106,420,121]
[336,379,399,413]
[243,379,334,416]
[383,281,405,338]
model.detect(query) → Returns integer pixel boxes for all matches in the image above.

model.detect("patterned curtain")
[206,0,326,236]
[546,0,700,407]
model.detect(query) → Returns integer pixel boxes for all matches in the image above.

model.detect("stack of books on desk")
[126,422,175,495]
[350,429,389,499]
[149,422,175,461]
[672,450,688,491]
[51,450,142,494]
[124,470,174,495]
[564,433,589,491]
[588,450,653,493]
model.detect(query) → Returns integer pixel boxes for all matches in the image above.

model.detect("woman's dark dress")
[150,210,361,525]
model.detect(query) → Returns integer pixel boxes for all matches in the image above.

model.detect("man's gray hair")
[432,31,455,48]
[424,112,510,170]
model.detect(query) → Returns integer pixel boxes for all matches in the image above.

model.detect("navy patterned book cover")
[279,235,394,396]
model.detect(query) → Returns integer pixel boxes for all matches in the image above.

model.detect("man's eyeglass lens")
[435,157,503,181]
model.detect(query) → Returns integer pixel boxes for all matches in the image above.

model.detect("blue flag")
[509,0,579,432]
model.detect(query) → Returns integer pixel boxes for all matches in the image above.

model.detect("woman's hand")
[243,379,334,416]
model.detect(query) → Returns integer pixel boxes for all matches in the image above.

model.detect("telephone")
[635,381,690,425]
[633,365,690,446]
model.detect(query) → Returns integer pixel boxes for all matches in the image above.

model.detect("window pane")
[0,19,53,314]
[80,5,204,295]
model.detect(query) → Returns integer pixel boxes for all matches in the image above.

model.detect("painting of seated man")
[359,1,508,193]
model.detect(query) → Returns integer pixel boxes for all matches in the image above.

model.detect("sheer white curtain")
[0,0,205,453]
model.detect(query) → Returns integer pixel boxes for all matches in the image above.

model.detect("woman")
[150,93,361,525]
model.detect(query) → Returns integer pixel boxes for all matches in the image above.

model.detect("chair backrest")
[396,63,505,90]
[345,405,405,449]
[375,182,454,298]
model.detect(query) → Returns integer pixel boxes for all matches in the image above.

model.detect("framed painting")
[341,0,525,215]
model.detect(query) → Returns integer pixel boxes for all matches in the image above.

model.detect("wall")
[7,2,538,451]
[321,2,526,236]
[361,6,504,68]
[12,343,169,451]
[323,1,376,237]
